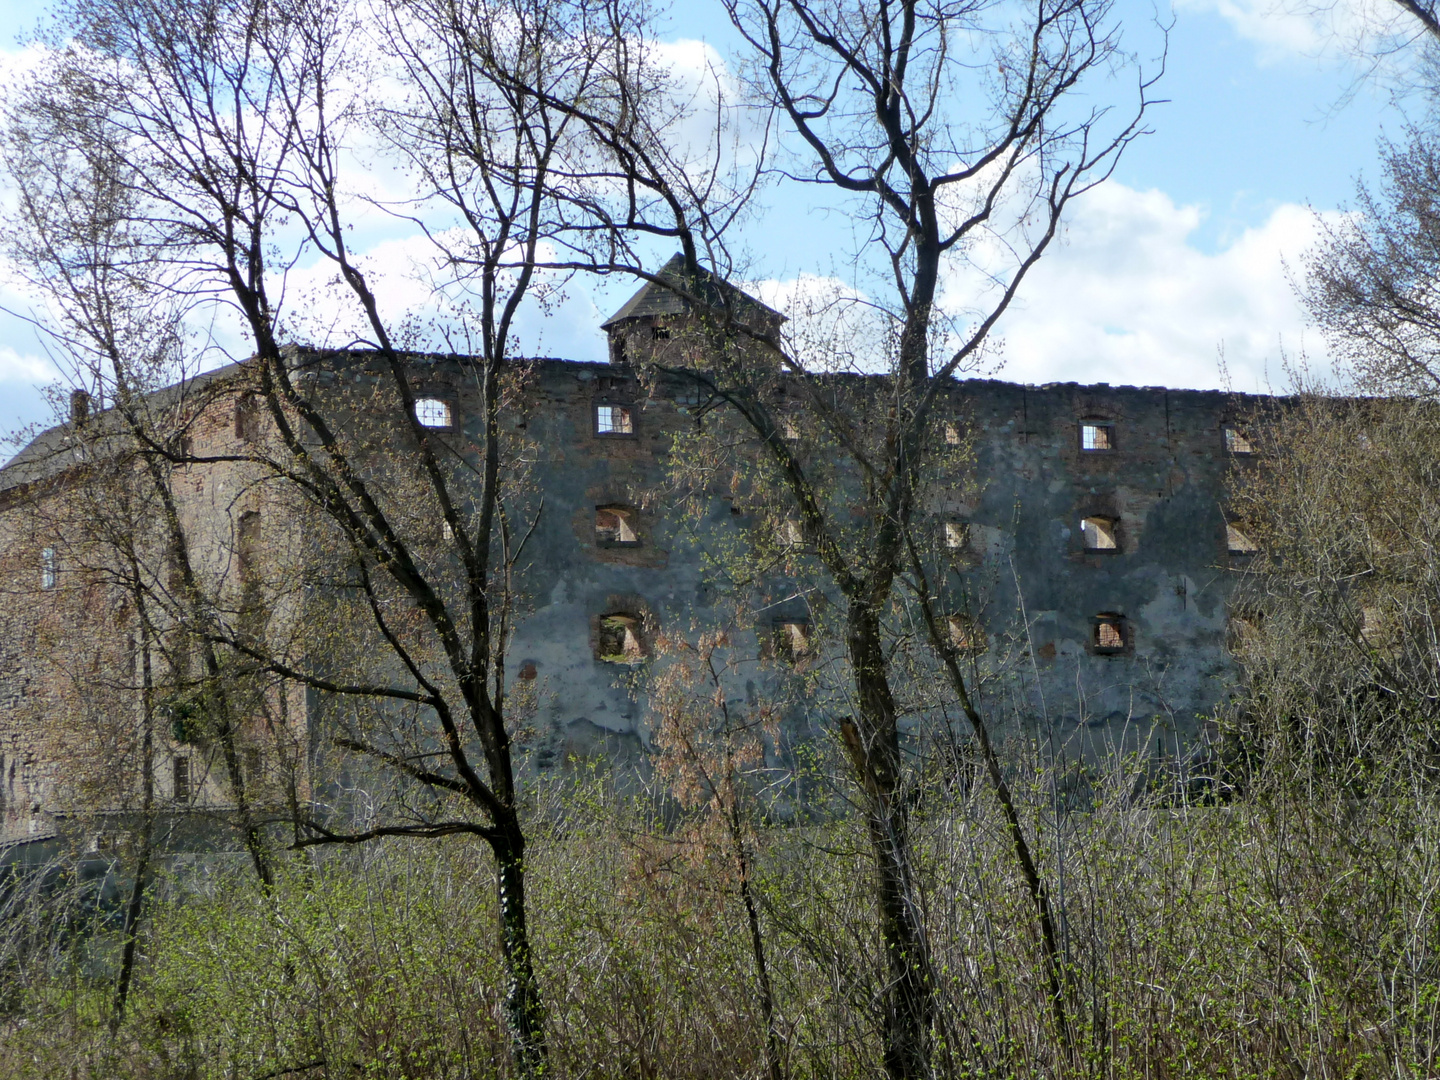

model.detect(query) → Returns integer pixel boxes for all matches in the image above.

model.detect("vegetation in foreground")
[1,740,1435,1080]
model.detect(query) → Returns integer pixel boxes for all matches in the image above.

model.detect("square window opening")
[595,404,634,435]
[1081,516,1118,551]
[1081,422,1114,451]
[415,397,452,429]
[944,421,961,447]
[944,522,970,550]
[1224,426,1254,454]
[779,519,804,547]
[1094,615,1125,652]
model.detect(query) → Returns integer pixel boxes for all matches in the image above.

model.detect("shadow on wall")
[530,717,646,773]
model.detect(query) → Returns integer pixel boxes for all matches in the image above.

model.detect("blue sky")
[0,0,1416,446]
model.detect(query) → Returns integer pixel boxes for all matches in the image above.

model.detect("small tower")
[600,254,784,368]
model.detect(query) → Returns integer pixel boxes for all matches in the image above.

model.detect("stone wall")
[497,359,1256,766]
[0,346,1261,845]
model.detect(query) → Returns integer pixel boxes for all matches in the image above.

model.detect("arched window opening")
[1227,524,1258,555]
[415,397,452,429]
[595,506,639,545]
[598,613,646,663]
[775,620,812,664]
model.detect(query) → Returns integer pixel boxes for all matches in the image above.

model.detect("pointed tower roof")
[600,254,783,330]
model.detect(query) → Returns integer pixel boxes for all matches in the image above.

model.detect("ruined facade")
[0,269,1262,848]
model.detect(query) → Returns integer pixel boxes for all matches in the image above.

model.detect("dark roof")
[600,254,784,330]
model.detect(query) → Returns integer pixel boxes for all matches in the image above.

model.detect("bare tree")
[3,0,684,1070]
[523,1,1161,1073]
[1227,124,1440,786]
[1307,127,1440,396]
[649,623,787,1080]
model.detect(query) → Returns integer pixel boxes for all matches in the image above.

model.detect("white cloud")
[1179,0,1427,68]
[980,181,1328,393]
[0,343,58,385]
[749,182,1326,395]
[0,341,62,451]
[274,231,609,362]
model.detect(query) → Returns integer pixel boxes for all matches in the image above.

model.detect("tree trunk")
[112,597,156,1030]
[110,829,152,1030]
[843,604,934,1080]
[493,822,547,1076]
[730,790,784,1080]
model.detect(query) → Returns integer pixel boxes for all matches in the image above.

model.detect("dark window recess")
[237,511,261,585]
[1081,421,1114,451]
[1081,516,1118,551]
[595,404,634,435]
[651,321,671,340]
[595,506,639,545]
[245,747,263,785]
[598,614,646,663]
[1094,614,1126,653]
[166,694,203,744]
[173,757,190,803]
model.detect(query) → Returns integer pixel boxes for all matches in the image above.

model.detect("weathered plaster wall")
[948,381,1251,753]
[501,361,1257,764]
[0,345,1260,846]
